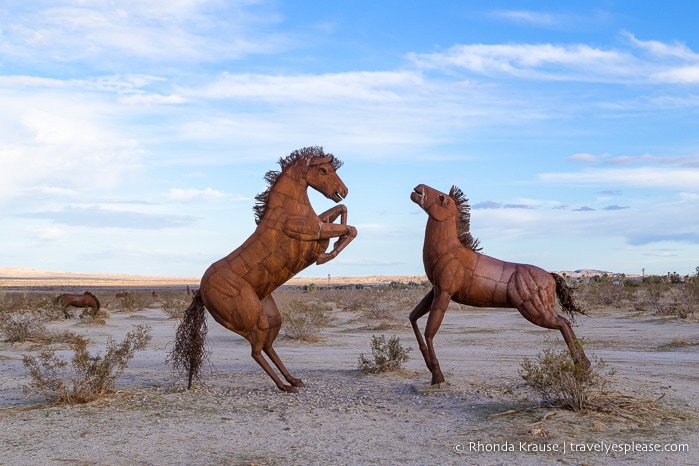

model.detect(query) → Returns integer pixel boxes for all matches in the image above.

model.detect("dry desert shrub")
[358,334,412,373]
[160,290,191,319]
[281,299,332,341]
[114,291,148,313]
[22,324,152,405]
[519,343,615,412]
[517,341,672,421]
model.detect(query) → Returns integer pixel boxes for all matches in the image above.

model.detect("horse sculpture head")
[412,184,482,251]
[254,146,347,223]
[411,184,458,222]
[304,154,348,202]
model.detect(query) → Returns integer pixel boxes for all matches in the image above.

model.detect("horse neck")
[425,215,461,250]
[266,169,314,216]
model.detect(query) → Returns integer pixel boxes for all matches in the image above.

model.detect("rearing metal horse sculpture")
[409,184,590,386]
[171,147,357,392]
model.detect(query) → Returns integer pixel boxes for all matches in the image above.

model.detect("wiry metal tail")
[167,292,209,389]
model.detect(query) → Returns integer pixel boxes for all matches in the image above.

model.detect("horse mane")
[449,186,482,252]
[253,146,343,224]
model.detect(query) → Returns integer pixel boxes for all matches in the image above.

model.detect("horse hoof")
[282,385,299,394]
[291,379,305,388]
[431,374,445,385]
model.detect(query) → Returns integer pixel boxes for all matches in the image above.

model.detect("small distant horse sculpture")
[409,184,590,386]
[171,147,357,392]
[55,292,101,319]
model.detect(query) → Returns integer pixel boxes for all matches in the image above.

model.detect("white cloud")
[409,33,699,85]
[488,10,561,26]
[167,187,244,202]
[623,31,699,60]
[0,93,146,205]
[0,1,284,65]
[539,167,699,189]
[31,226,66,241]
[568,153,606,162]
[186,71,425,103]
[409,43,634,81]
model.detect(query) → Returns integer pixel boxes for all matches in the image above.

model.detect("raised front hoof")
[316,253,333,265]
[291,379,305,388]
[280,384,299,394]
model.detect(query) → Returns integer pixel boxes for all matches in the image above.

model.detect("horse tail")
[168,291,209,389]
[551,273,587,318]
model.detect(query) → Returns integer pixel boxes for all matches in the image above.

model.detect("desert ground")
[1,271,697,465]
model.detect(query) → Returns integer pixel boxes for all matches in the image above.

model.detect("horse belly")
[455,255,517,308]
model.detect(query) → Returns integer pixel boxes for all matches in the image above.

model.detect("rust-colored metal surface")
[54,291,100,318]
[172,147,356,392]
[409,184,589,386]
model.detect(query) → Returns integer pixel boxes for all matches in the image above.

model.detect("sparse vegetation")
[519,342,615,412]
[1,312,77,344]
[160,290,191,319]
[573,268,699,318]
[114,291,149,313]
[22,324,152,404]
[358,334,412,373]
[281,299,332,341]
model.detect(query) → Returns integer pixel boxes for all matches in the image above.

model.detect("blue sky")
[2,1,699,279]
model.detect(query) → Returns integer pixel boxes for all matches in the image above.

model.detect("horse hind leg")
[260,296,304,388]
[556,315,590,368]
[509,269,590,368]
[245,297,300,393]
[517,298,591,368]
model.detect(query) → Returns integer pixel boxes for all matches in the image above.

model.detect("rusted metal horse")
[171,147,357,392]
[55,292,101,319]
[409,184,590,386]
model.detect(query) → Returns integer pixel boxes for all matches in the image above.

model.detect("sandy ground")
[1,285,698,465]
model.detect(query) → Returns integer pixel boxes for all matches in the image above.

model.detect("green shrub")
[358,334,412,373]
[22,324,152,404]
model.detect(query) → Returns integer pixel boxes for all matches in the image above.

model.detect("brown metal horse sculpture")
[171,147,357,392]
[54,292,101,319]
[409,184,590,386]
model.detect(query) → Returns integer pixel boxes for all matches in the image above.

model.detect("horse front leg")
[420,289,452,386]
[317,204,347,225]
[316,223,357,265]
[409,289,435,371]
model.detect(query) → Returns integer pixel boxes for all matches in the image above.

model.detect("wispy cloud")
[487,10,562,27]
[184,71,425,104]
[166,188,246,202]
[408,32,699,84]
[1,2,285,68]
[21,206,195,230]
[539,167,699,190]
